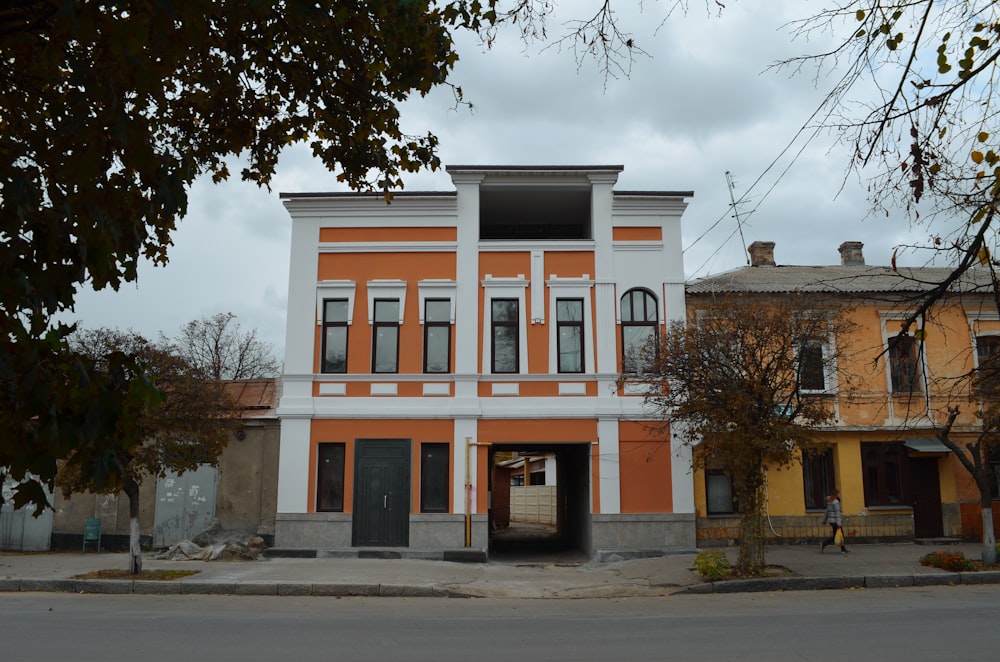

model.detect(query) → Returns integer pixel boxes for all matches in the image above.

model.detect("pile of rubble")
[154,519,268,561]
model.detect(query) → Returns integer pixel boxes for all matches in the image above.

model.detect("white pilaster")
[451,173,482,398]
[281,212,321,375]
[670,421,695,514]
[598,418,621,514]
[276,417,312,513]
[594,281,619,376]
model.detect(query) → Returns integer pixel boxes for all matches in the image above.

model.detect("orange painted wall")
[314,251,456,374]
[320,227,456,243]
[613,227,663,241]
[309,419,454,514]
[619,441,673,512]
[543,251,595,279]
[618,421,672,513]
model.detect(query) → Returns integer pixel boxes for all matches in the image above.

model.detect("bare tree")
[622,297,856,577]
[64,328,239,574]
[775,2,1000,317]
[166,313,279,381]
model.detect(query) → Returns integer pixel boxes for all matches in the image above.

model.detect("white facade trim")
[370,383,398,396]
[479,240,597,252]
[530,250,545,324]
[366,280,408,325]
[417,280,458,324]
[491,383,520,396]
[558,382,587,396]
[546,277,596,374]
[318,383,347,396]
[315,280,356,326]
[320,242,457,254]
[422,383,451,396]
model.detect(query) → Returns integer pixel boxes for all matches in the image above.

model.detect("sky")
[65,1,940,359]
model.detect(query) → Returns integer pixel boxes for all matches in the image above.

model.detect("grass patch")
[72,568,200,581]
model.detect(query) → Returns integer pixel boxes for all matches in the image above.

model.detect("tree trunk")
[123,476,142,575]
[736,483,767,577]
[981,504,998,566]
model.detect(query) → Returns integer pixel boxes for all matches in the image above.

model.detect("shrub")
[919,550,977,572]
[694,550,731,581]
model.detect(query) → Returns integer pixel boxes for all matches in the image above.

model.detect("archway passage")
[487,442,592,561]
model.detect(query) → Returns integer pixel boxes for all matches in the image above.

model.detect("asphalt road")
[4,586,999,661]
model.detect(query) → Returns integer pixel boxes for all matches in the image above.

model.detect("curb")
[3,571,1000,598]
[677,572,1000,594]
[0,579,465,598]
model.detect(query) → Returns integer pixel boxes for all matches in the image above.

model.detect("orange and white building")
[275,165,695,559]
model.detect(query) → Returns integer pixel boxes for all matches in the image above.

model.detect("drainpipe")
[465,437,491,547]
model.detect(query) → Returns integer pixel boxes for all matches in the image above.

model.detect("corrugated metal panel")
[153,465,218,547]
[0,476,53,551]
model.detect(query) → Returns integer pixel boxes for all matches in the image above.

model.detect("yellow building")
[687,240,999,545]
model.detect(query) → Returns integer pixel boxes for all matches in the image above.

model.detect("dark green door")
[352,439,410,546]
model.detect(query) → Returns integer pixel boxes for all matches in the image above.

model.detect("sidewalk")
[2,543,999,599]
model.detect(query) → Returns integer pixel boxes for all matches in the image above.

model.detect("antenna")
[726,171,750,265]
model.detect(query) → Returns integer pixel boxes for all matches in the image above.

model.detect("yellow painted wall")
[688,293,996,541]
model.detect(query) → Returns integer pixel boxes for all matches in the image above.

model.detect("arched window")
[620,288,658,373]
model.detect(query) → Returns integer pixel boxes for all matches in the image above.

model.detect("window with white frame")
[481,276,528,374]
[620,288,658,373]
[372,299,400,373]
[556,298,584,373]
[491,299,519,373]
[321,299,349,373]
[423,299,451,373]
[976,335,1000,367]
[887,334,921,393]
[547,278,594,375]
[797,340,827,392]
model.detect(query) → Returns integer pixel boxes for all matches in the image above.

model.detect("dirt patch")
[72,569,200,581]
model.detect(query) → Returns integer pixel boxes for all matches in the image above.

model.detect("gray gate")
[153,465,218,547]
[0,475,53,551]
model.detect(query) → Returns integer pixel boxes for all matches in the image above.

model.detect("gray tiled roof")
[686,265,996,295]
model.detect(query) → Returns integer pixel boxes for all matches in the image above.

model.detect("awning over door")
[904,438,952,453]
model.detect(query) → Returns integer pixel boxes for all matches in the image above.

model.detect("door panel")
[352,440,410,546]
[154,465,218,547]
[910,457,944,539]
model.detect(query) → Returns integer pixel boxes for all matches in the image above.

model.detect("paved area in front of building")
[3,541,999,598]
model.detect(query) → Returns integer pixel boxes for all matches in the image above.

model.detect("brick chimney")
[838,241,865,266]
[748,241,776,267]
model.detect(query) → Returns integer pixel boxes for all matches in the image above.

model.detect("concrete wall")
[591,513,697,560]
[50,418,279,550]
[696,511,920,546]
[275,513,487,551]
[510,486,556,525]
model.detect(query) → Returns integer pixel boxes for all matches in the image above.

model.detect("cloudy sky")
[66,1,937,358]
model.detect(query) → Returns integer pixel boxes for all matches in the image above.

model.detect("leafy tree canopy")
[0,0,497,507]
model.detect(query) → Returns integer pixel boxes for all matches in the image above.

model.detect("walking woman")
[820,489,848,554]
